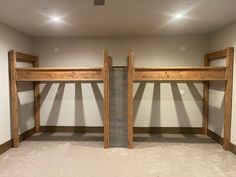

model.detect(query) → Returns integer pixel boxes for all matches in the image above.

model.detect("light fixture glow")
[175,14,183,19]
[51,16,62,23]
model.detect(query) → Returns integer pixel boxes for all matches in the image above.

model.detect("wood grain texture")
[16,68,103,81]
[206,49,227,60]
[16,52,37,63]
[134,67,226,81]
[127,50,134,149]
[33,57,40,133]
[103,49,111,148]
[203,55,210,135]
[9,50,20,147]
[223,47,234,150]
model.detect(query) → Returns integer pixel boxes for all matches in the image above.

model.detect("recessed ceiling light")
[51,16,62,23]
[175,14,183,19]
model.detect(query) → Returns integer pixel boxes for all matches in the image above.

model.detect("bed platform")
[9,47,234,150]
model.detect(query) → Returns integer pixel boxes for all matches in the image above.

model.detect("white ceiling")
[0,0,236,37]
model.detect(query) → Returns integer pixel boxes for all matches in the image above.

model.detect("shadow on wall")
[171,82,191,127]
[46,82,65,125]
[17,82,34,133]
[134,81,205,131]
[91,82,103,122]
[18,96,34,133]
[75,82,85,126]
[208,81,225,135]
[209,102,224,135]
[210,81,226,91]
[40,83,53,107]
[187,82,202,112]
[17,82,33,92]
[150,82,160,127]
[134,82,146,121]
[40,82,103,126]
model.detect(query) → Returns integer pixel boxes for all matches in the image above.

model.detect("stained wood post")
[9,50,20,147]
[203,54,210,135]
[103,49,111,148]
[127,50,134,149]
[223,47,234,150]
[33,57,40,133]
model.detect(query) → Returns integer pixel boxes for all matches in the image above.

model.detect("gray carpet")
[0,133,236,177]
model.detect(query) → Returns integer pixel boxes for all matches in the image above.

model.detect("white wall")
[1,20,235,146]
[209,21,236,144]
[0,24,33,145]
[33,35,208,127]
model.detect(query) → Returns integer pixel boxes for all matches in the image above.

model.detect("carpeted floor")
[0,133,236,177]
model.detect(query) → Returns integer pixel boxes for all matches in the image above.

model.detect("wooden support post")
[103,49,111,148]
[203,54,210,135]
[223,47,234,150]
[33,57,40,133]
[127,50,134,149]
[9,50,20,147]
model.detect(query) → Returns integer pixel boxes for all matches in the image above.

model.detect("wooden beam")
[127,50,134,149]
[33,57,40,133]
[16,52,37,63]
[134,67,226,81]
[223,47,234,150]
[9,50,20,147]
[103,49,111,148]
[206,49,227,60]
[203,55,210,135]
[16,68,103,81]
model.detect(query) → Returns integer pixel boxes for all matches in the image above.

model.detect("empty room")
[1,0,236,177]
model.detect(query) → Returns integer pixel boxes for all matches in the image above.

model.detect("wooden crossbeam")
[134,67,226,81]
[16,68,103,81]
[16,52,38,63]
[206,49,227,60]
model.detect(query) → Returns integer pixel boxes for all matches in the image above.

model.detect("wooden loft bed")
[9,49,112,149]
[9,47,234,150]
[127,47,234,150]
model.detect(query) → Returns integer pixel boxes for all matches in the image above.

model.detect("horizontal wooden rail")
[16,67,103,81]
[206,49,227,60]
[134,67,226,81]
[16,52,38,63]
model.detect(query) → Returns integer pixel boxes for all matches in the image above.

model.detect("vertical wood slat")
[203,54,210,135]
[127,50,134,149]
[103,49,111,148]
[223,47,234,150]
[9,50,20,147]
[33,57,40,133]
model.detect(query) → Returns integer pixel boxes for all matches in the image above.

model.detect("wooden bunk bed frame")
[127,47,234,150]
[9,49,112,149]
[9,47,233,150]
